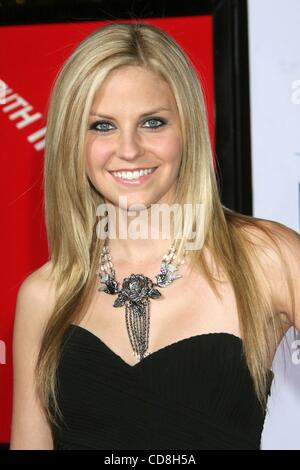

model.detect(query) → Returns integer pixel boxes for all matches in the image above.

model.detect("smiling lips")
[109,167,157,186]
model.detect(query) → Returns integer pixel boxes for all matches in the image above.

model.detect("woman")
[10,22,299,450]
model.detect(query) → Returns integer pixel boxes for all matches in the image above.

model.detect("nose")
[116,129,143,161]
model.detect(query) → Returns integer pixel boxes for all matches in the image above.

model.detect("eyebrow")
[89,108,171,119]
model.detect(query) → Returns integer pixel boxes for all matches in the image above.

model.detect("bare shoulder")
[18,259,56,299]
[16,260,56,328]
[240,217,300,328]
[240,217,300,269]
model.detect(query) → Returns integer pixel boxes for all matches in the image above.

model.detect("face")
[85,65,183,211]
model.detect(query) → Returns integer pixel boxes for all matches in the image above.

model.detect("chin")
[109,193,153,211]
[120,200,152,212]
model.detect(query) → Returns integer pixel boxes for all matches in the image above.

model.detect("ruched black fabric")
[51,324,274,450]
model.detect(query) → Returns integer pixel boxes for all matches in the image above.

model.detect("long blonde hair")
[36,21,297,428]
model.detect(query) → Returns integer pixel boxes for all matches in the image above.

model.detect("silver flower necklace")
[97,238,186,362]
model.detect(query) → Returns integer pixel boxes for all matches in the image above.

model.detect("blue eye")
[143,118,166,130]
[90,121,115,132]
[89,117,166,133]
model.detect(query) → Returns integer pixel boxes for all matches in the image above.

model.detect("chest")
[77,262,241,366]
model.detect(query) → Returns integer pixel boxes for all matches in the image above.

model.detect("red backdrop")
[0,16,214,443]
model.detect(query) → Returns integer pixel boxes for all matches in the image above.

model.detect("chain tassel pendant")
[98,239,185,362]
[125,295,151,360]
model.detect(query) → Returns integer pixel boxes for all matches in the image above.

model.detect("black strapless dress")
[51,324,273,450]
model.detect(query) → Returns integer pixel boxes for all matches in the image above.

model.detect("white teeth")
[112,167,155,180]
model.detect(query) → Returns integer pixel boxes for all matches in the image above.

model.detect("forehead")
[91,65,176,111]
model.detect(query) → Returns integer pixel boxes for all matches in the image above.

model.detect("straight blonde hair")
[36,21,297,429]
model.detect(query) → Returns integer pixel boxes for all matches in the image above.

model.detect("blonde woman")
[10,22,299,450]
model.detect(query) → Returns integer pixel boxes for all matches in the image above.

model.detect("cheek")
[150,133,183,163]
[85,137,112,176]
[162,135,183,168]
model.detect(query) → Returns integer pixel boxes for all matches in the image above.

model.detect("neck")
[103,203,176,266]
[107,237,175,266]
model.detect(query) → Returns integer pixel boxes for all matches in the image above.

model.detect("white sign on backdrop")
[248,0,300,450]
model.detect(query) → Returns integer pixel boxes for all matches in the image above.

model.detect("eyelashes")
[143,118,167,130]
[89,117,167,133]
